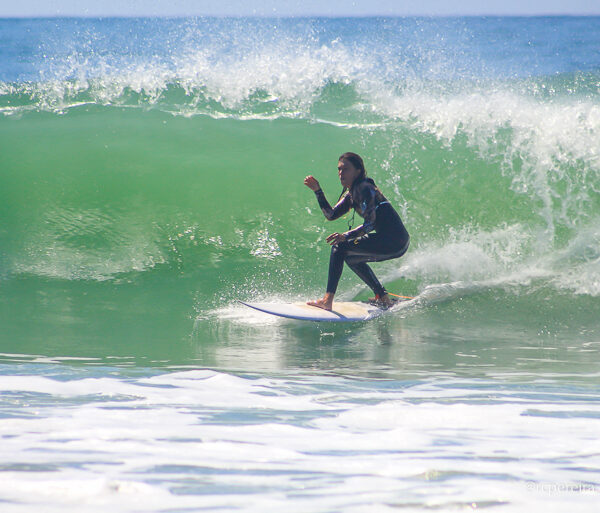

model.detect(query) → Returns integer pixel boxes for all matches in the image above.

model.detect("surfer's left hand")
[326,232,346,245]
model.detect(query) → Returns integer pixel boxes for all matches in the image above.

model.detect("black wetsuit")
[314,177,409,297]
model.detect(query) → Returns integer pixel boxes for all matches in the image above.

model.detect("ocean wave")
[2,17,600,300]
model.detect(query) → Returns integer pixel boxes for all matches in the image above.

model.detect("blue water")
[1,16,600,512]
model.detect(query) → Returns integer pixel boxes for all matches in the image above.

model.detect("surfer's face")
[338,159,360,188]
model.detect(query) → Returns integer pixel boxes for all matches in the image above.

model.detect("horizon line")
[2,13,600,19]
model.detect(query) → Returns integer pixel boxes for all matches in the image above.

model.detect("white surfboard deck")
[239,300,385,322]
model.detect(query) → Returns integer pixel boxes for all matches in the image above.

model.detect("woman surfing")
[304,152,409,311]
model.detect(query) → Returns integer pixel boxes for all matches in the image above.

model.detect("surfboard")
[239,299,398,322]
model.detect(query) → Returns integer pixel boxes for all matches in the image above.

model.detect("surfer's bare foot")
[307,293,334,311]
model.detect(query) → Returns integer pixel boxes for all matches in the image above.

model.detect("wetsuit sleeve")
[314,189,351,221]
[344,184,377,240]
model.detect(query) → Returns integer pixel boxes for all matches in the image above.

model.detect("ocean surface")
[1,16,600,511]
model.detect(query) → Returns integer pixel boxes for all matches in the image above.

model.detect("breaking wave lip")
[4,28,598,121]
[0,36,372,115]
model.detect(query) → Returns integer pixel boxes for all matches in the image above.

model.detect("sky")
[1,0,600,17]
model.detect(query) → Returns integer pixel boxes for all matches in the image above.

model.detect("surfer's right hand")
[304,175,320,191]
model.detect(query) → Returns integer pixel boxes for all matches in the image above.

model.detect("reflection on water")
[191,294,600,383]
[1,274,599,382]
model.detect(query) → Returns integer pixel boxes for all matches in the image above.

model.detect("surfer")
[304,152,409,310]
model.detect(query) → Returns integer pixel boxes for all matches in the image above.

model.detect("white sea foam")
[378,88,600,235]
[1,369,600,512]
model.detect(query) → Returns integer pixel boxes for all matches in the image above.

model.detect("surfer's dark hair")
[338,152,367,201]
[339,152,366,182]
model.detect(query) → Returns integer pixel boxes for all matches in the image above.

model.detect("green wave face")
[1,17,600,365]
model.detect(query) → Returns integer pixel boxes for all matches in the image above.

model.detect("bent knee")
[331,241,351,256]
